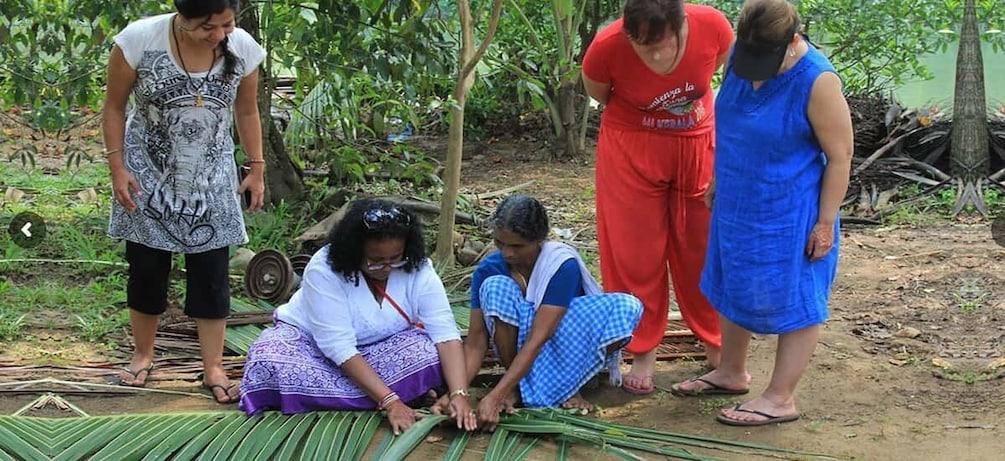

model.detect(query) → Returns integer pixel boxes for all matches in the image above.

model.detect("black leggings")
[126,241,231,319]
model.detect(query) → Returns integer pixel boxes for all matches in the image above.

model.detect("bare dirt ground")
[3,138,1005,460]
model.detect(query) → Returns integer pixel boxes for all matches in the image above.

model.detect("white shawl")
[525,241,601,307]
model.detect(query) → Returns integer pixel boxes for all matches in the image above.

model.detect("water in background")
[895,41,1004,110]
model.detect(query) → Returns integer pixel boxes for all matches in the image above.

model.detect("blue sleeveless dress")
[700,45,840,335]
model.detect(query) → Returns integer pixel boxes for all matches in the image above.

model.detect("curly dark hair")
[490,195,549,242]
[326,198,426,285]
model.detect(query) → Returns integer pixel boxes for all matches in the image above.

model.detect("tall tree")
[433,0,505,265]
[949,0,989,215]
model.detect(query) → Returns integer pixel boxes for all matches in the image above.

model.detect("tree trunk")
[949,0,989,215]
[433,0,505,265]
[950,0,988,180]
[556,81,579,159]
[238,4,304,205]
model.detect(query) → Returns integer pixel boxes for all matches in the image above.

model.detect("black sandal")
[202,383,240,404]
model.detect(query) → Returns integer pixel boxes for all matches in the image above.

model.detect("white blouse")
[275,245,461,365]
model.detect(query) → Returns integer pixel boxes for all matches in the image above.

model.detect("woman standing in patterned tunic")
[101,0,266,403]
[240,199,477,435]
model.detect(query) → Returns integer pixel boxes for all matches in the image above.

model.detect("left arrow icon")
[9,212,46,248]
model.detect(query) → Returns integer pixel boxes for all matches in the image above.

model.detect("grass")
[0,307,27,341]
[0,156,468,349]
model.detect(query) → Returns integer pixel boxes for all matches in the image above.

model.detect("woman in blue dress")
[434,195,643,431]
[670,0,853,426]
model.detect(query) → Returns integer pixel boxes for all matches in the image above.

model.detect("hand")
[805,222,835,261]
[238,167,265,212]
[447,394,477,431]
[385,400,418,435]
[476,391,516,432]
[430,394,477,431]
[704,180,715,209]
[111,168,141,212]
[429,394,451,415]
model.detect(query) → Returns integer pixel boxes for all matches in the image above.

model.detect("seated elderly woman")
[436,195,643,431]
[240,198,476,434]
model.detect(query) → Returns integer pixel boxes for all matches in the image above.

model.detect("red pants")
[595,125,721,355]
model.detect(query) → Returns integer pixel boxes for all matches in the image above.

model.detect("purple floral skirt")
[239,322,443,415]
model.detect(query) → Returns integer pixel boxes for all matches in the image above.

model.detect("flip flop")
[716,404,801,427]
[202,383,240,404]
[621,373,655,395]
[117,363,154,388]
[670,377,749,397]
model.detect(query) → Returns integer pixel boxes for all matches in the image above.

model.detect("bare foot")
[626,349,657,381]
[703,344,720,370]
[717,396,800,426]
[561,393,594,413]
[671,369,751,395]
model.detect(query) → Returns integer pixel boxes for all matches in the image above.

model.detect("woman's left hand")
[805,222,835,261]
[476,391,517,432]
[238,168,265,212]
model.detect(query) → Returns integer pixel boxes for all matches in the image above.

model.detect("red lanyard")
[372,282,425,330]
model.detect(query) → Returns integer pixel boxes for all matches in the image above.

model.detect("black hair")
[623,0,686,63]
[175,0,240,80]
[490,195,550,242]
[326,198,426,285]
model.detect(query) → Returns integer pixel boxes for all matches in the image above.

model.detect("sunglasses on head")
[362,206,411,230]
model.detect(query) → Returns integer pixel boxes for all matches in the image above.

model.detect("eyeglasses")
[364,259,409,271]
[362,206,411,230]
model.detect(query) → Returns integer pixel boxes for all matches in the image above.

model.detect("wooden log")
[294,195,481,243]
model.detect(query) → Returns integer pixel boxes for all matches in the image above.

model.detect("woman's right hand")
[386,400,418,435]
[111,168,141,212]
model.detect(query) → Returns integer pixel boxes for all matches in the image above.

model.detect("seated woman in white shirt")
[434,195,643,431]
[240,198,476,434]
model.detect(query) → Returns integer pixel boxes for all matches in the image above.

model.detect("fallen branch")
[841,216,883,225]
[891,171,941,186]
[471,180,536,200]
[989,167,1005,182]
[0,258,128,268]
[882,250,946,260]
[894,156,952,181]
[871,178,954,220]
[852,128,925,176]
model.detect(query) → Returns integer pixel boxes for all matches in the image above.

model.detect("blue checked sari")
[478,243,642,407]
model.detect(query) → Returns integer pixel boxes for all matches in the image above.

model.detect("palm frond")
[442,430,471,461]
[0,409,837,461]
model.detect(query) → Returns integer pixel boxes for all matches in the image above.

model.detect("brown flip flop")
[202,383,240,404]
[670,377,749,397]
[716,404,801,426]
[117,363,154,388]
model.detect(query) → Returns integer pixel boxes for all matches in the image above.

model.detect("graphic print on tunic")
[144,106,221,247]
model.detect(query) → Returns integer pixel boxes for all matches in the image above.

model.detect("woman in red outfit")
[581,0,733,394]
